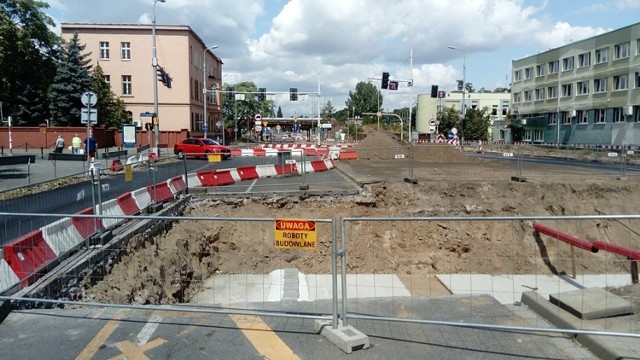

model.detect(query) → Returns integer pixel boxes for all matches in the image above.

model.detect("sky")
[44,0,640,117]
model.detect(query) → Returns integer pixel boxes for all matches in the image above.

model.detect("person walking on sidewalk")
[54,135,65,153]
[84,134,97,158]
[72,134,82,154]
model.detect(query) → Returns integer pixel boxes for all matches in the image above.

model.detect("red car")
[173,138,231,159]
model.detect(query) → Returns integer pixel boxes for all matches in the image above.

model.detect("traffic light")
[156,66,172,88]
[381,72,389,89]
[259,87,266,101]
[388,81,399,90]
[431,85,439,98]
[228,86,235,100]
[290,87,298,101]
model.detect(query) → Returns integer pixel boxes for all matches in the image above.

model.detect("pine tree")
[48,32,93,126]
[90,65,129,128]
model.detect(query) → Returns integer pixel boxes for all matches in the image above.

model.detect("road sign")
[437,90,446,98]
[203,124,208,131]
[255,113,262,121]
[80,108,98,124]
[81,91,97,107]
[376,111,382,117]
[275,219,317,250]
[429,119,436,126]
[140,112,156,117]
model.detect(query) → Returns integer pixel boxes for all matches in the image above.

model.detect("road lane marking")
[76,309,128,360]
[244,178,258,193]
[229,314,300,360]
[111,338,167,360]
[136,313,164,345]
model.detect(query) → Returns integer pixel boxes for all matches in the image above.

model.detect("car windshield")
[201,139,221,146]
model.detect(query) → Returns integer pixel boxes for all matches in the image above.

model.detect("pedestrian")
[72,134,82,154]
[84,134,97,158]
[54,135,65,153]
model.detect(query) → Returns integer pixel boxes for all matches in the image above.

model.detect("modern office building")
[61,23,223,134]
[416,91,510,141]
[510,22,640,145]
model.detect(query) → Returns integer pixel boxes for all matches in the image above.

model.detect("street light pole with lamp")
[151,0,165,156]
[448,45,466,146]
[202,45,219,139]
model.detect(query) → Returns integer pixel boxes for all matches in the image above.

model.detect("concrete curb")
[522,291,633,360]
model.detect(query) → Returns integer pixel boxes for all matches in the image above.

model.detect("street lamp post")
[448,46,466,146]
[152,0,165,156]
[203,45,219,139]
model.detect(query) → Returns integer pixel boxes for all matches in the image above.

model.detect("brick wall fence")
[0,125,190,152]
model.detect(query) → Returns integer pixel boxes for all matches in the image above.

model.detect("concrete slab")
[550,287,635,320]
[437,273,633,304]
[191,270,411,305]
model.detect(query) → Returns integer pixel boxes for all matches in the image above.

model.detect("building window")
[548,113,557,125]
[513,92,521,103]
[561,84,572,97]
[121,42,131,60]
[524,67,533,80]
[562,111,572,125]
[533,129,544,142]
[100,41,109,60]
[614,42,630,59]
[535,88,545,100]
[613,108,625,122]
[514,70,522,82]
[595,109,606,123]
[547,86,558,99]
[594,78,607,93]
[122,75,132,95]
[524,90,532,102]
[562,56,574,71]
[595,47,608,64]
[548,60,559,74]
[578,52,590,68]
[523,130,532,141]
[536,64,545,77]
[577,81,589,95]
[613,74,628,91]
[104,75,110,86]
[576,110,588,124]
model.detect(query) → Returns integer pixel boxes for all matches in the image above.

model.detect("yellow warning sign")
[262,121,269,127]
[274,219,317,250]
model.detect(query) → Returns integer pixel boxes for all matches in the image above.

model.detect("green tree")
[345,81,382,124]
[320,100,335,120]
[48,32,92,126]
[221,81,273,140]
[463,107,491,141]
[436,106,461,135]
[0,0,59,125]
[277,106,283,118]
[90,65,128,128]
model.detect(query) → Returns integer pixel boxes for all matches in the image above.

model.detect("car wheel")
[177,150,185,159]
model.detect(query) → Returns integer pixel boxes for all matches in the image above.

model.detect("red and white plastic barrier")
[0,159,338,294]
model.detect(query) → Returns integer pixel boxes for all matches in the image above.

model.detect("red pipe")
[592,241,640,260]
[533,223,598,253]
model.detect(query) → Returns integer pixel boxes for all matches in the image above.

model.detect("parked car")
[173,138,231,159]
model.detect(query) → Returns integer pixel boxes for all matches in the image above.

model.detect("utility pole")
[151,0,165,156]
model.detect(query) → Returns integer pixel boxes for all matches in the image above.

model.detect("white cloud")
[43,0,635,114]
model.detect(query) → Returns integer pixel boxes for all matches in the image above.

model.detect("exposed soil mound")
[355,131,473,162]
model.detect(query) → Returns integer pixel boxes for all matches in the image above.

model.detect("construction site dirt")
[69,131,639,324]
